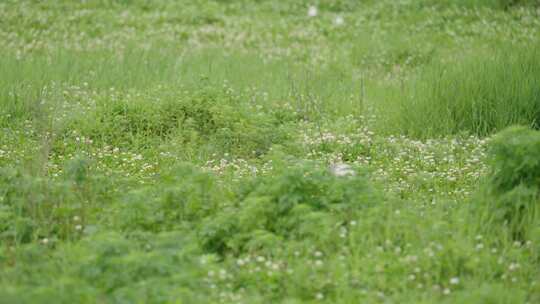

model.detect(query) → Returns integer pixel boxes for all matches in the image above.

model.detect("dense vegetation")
[1,0,540,303]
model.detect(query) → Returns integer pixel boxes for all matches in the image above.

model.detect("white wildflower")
[308,5,318,17]
[334,15,344,26]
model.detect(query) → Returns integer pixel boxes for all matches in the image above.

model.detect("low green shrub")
[199,162,382,255]
[0,231,209,304]
[0,158,114,245]
[56,85,291,159]
[471,126,540,241]
[110,164,225,232]
[488,126,540,191]
[0,167,77,244]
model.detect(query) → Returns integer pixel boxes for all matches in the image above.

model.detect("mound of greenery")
[471,126,540,242]
[199,162,381,255]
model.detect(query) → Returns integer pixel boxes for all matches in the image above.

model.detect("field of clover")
[1,0,540,303]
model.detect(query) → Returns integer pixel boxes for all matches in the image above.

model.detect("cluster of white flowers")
[307,5,345,26]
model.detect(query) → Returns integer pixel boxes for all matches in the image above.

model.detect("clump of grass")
[383,45,540,138]
[471,126,540,241]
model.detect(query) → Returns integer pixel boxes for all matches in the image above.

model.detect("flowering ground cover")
[1,1,540,303]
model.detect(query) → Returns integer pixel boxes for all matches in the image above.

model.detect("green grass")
[380,45,540,137]
[1,0,540,303]
[0,47,363,127]
[421,0,540,9]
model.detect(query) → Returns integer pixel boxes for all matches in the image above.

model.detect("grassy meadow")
[1,0,540,303]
